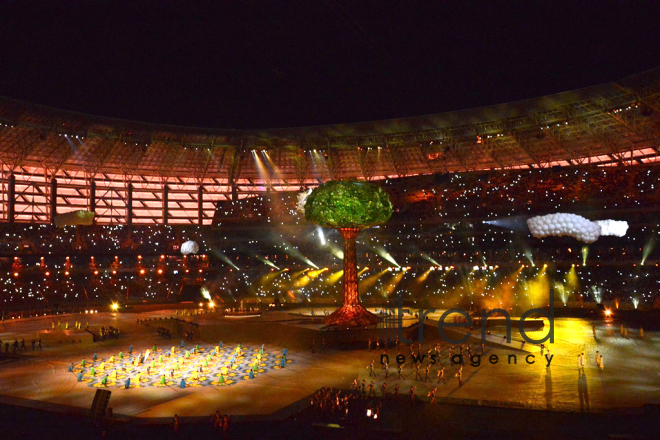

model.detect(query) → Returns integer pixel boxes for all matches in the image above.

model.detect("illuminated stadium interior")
[0,67,659,315]
[6,3,660,439]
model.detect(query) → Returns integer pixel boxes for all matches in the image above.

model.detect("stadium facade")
[0,68,659,226]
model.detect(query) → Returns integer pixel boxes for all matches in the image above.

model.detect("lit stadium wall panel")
[1,67,660,225]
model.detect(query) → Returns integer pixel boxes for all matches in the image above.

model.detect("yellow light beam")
[381,271,406,298]
[259,269,286,286]
[326,270,344,285]
[416,267,434,284]
[358,269,388,293]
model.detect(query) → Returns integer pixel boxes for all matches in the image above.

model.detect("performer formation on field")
[355,332,612,403]
[68,342,291,388]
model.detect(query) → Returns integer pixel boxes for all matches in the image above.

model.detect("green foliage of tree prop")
[305,180,392,326]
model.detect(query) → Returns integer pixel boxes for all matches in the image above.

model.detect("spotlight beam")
[210,249,240,270]
[366,242,400,267]
[275,236,319,268]
[421,253,440,266]
[255,255,279,269]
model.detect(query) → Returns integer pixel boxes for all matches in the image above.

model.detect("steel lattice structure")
[1,67,659,225]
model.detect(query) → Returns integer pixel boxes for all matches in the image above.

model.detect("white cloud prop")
[594,220,628,237]
[527,213,601,244]
[181,240,199,255]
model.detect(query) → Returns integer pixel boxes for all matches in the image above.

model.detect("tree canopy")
[305,180,392,229]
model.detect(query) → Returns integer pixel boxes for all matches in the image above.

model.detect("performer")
[428,387,437,404]
[414,364,423,381]
[437,366,446,384]
[455,367,463,386]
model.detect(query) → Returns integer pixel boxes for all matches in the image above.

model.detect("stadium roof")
[1,66,659,184]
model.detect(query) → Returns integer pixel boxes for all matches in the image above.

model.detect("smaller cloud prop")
[181,240,200,255]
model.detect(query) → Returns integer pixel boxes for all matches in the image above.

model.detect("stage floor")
[0,308,659,418]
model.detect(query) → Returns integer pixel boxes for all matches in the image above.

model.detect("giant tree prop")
[305,180,392,326]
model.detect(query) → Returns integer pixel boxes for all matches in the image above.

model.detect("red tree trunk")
[323,228,379,326]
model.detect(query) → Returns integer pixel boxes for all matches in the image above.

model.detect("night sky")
[1,1,659,129]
